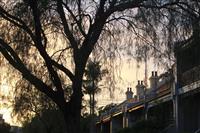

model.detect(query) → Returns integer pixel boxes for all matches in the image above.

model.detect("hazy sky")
[0,55,166,125]
[96,57,164,107]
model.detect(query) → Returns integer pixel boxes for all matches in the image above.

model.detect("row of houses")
[96,35,200,133]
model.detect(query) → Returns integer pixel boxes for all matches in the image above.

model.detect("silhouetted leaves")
[0,0,200,132]
[22,109,66,133]
[0,122,11,133]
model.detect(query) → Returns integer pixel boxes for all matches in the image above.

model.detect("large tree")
[0,0,199,132]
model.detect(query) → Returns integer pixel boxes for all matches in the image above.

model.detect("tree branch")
[0,6,35,40]
[177,2,199,19]
[106,0,145,14]
[0,38,56,100]
[138,1,182,10]
[56,0,78,51]
[62,2,87,37]
[29,0,64,94]
[51,59,75,82]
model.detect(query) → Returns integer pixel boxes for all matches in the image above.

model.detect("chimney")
[136,80,145,100]
[126,87,133,100]
[149,71,158,90]
[155,71,158,77]
[141,81,144,85]
[136,80,140,96]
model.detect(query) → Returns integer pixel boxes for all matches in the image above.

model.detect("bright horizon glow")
[0,57,165,126]
[96,57,164,107]
[0,83,16,125]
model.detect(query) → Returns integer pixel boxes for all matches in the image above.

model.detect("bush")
[117,119,163,133]
[22,109,66,133]
[0,123,11,133]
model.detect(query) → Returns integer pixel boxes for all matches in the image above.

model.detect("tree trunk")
[61,93,82,133]
[90,94,92,115]
[63,109,80,133]
[59,52,87,133]
[90,92,95,133]
[92,92,95,116]
[62,69,84,133]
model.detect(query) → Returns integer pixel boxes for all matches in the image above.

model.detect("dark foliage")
[117,119,164,133]
[22,109,66,133]
[0,123,11,133]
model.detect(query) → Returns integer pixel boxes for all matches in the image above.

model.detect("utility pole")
[144,46,148,87]
[172,65,179,133]
[144,46,148,120]
[90,79,95,133]
[174,83,179,133]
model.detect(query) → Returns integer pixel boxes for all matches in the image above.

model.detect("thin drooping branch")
[177,3,199,19]
[79,6,108,58]
[51,59,75,82]
[81,0,146,51]
[62,2,87,37]
[29,0,64,94]
[0,6,35,40]
[77,0,82,19]
[51,47,72,58]
[109,0,117,8]
[0,38,56,100]
[106,0,145,14]
[56,0,78,52]
[138,1,184,10]
[0,0,199,132]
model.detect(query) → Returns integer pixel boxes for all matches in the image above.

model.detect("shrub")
[117,119,163,133]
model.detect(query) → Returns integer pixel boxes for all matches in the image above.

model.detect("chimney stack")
[136,80,140,96]
[136,80,145,100]
[155,71,158,77]
[126,87,133,100]
[149,71,158,90]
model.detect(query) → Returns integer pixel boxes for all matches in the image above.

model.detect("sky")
[95,57,164,107]
[0,0,169,125]
[0,54,166,126]
[0,67,18,126]
[0,83,14,125]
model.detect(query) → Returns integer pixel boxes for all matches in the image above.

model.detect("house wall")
[111,115,123,133]
[179,91,200,133]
